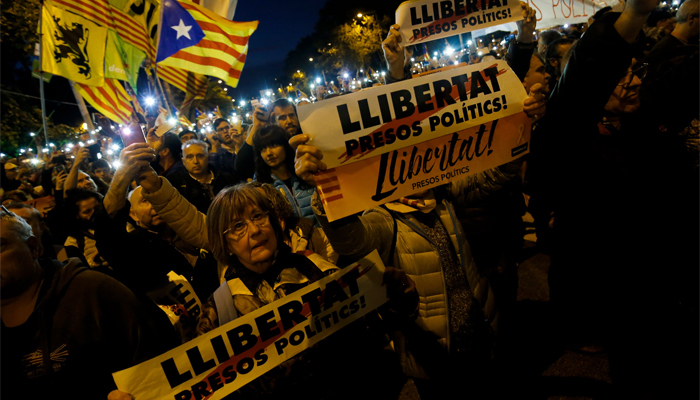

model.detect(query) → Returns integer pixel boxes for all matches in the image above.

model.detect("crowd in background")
[1,0,698,398]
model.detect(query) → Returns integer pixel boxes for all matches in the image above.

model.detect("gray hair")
[677,0,699,23]
[1,208,34,242]
[182,139,209,157]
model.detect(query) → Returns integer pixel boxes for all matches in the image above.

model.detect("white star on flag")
[171,19,192,40]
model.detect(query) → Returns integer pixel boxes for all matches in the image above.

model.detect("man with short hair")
[0,207,161,399]
[151,132,186,178]
[169,139,239,213]
[272,98,301,137]
[537,29,563,54]
[6,202,57,259]
[544,38,574,90]
[90,159,113,184]
[208,118,243,175]
[178,129,197,144]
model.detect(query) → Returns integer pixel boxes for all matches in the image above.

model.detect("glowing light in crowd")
[111,144,119,151]
[0,153,5,157]
[49,143,55,147]
[31,158,40,164]
[267,91,272,96]
[122,127,131,136]
[168,118,177,125]
[97,153,102,159]
[67,143,74,148]
[224,88,228,91]
[357,13,362,17]
[82,123,87,130]
[310,84,315,89]
[144,96,156,106]
[107,149,114,155]
[360,69,363,72]
[309,58,313,61]
[240,100,245,106]
[208,113,214,118]
[30,132,35,137]
[445,47,454,55]
[246,113,250,118]
[343,73,348,78]
[218,80,222,83]
[381,71,385,76]
[564,24,569,28]
[113,160,121,169]
[289,83,292,86]
[478,52,483,56]
[330,81,334,84]
[434,51,438,56]
[87,139,95,144]
[261,98,269,106]
[411,57,415,61]
[19,149,25,153]
[467,40,472,46]
[493,46,498,50]
[454,61,459,65]
[78,142,84,147]
[288,98,293,102]
[42,148,49,153]
[316,77,321,83]
[71,155,75,159]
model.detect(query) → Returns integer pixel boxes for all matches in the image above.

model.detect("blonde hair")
[206,183,283,266]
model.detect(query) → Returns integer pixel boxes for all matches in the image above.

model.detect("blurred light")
[288,98,293,102]
[309,57,313,61]
[493,46,497,50]
[0,153,5,157]
[71,155,75,159]
[445,47,454,55]
[67,143,74,148]
[208,113,214,118]
[261,98,269,106]
[78,142,84,147]
[107,149,114,155]
[42,148,49,153]
[240,100,245,106]
[144,96,156,106]
[49,143,55,147]
[87,139,95,144]
[316,77,321,83]
[31,158,40,164]
[330,81,334,84]
[411,57,415,61]
[360,69,363,72]
[246,113,250,118]
[381,71,385,76]
[434,51,438,56]
[564,24,569,28]
[168,118,178,125]
[111,144,119,151]
[289,83,292,86]
[467,40,473,46]
[30,132,35,137]
[218,80,222,83]
[113,160,121,169]
[19,149,25,153]
[357,13,362,17]
[223,88,228,91]
[97,153,102,159]
[454,61,459,65]
[343,73,348,78]
[122,127,131,136]
[82,123,88,130]
[478,52,483,56]
[267,91,272,96]
[310,84,315,89]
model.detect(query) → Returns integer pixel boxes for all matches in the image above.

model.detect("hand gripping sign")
[395,0,523,45]
[113,251,387,400]
[297,61,531,222]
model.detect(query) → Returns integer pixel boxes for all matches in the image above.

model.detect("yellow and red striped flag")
[76,78,134,125]
[158,65,208,99]
[156,0,257,88]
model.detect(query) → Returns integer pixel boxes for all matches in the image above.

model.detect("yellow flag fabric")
[42,1,108,86]
[76,79,133,125]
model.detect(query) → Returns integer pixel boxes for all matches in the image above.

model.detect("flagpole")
[69,81,95,132]
[153,68,172,115]
[38,0,50,146]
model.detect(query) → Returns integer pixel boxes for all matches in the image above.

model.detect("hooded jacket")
[1,258,161,400]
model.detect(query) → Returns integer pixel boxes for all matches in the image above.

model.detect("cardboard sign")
[113,251,387,400]
[526,0,622,28]
[297,61,527,170]
[315,113,531,222]
[395,0,523,45]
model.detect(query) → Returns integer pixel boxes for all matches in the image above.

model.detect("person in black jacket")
[0,207,163,400]
[535,0,698,396]
[168,139,240,214]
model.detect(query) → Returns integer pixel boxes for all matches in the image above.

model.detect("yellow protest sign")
[42,1,108,86]
[113,251,387,400]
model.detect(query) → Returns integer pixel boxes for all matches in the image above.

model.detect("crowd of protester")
[1,0,698,398]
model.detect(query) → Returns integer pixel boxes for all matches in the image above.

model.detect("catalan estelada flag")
[158,65,208,99]
[42,0,108,86]
[156,0,258,88]
[76,78,133,125]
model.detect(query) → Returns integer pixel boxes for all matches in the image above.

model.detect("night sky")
[231,0,331,99]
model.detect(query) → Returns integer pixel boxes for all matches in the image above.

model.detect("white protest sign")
[395,0,523,45]
[297,60,527,170]
[113,251,387,400]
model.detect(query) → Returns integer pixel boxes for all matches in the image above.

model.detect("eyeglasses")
[216,125,230,133]
[618,63,648,86]
[224,211,270,241]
